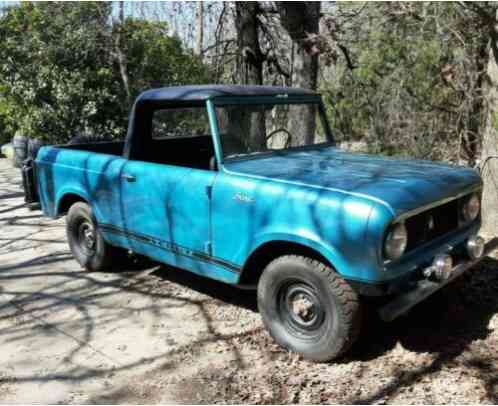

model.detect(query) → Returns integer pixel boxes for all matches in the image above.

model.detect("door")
[110,104,241,280]
[118,160,215,270]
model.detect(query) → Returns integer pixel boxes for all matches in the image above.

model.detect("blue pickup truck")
[23,85,496,361]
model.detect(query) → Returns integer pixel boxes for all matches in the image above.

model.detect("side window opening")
[141,107,216,171]
[152,108,210,140]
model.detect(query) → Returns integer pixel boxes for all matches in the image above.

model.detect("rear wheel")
[257,255,362,362]
[66,202,126,271]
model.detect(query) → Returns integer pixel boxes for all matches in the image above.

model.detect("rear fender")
[55,188,104,222]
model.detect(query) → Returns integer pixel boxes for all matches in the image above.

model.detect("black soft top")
[125,85,317,160]
[136,84,316,104]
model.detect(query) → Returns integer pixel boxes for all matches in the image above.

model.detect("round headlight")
[462,193,480,222]
[384,222,408,261]
[466,235,485,259]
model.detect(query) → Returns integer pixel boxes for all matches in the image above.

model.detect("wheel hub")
[291,293,316,323]
[78,221,96,254]
[83,227,95,248]
[279,282,325,335]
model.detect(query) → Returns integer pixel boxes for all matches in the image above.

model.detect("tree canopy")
[0,2,209,144]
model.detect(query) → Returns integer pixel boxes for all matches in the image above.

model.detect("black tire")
[66,202,125,272]
[27,138,44,160]
[12,134,28,168]
[257,255,362,362]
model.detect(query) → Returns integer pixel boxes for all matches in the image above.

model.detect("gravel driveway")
[1,157,498,404]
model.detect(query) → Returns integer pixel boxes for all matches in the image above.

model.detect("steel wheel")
[277,280,327,340]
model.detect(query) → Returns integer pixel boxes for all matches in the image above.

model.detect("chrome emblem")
[233,192,254,203]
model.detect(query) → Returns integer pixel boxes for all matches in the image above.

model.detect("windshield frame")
[207,94,335,165]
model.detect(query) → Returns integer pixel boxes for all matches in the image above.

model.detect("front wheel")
[257,255,362,362]
[66,202,125,272]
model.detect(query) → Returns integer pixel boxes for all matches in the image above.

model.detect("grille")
[404,198,460,252]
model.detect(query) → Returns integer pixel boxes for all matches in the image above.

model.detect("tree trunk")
[234,2,265,150]
[195,2,204,56]
[465,40,487,166]
[481,13,498,236]
[235,3,263,85]
[278,2,321,146]
[115,1,131,106]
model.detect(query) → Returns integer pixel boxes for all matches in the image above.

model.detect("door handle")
[122,174,136,182]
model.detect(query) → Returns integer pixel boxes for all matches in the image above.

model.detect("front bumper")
[379,237,498,322]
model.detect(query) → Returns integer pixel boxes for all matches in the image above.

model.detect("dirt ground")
[2,157,498,404]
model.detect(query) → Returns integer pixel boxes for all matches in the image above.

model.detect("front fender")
[212,172,386,283]
[244,231,348,276]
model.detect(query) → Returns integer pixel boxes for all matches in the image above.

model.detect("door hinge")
[206,185,213,199]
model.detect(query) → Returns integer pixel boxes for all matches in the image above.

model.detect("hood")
[224,146,481,216]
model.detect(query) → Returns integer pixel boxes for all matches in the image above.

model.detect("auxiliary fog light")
[466,235,485,260]
[432,254,453,281]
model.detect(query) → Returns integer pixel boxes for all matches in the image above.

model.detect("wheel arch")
[56,192,89,216]
[238,238,340,286]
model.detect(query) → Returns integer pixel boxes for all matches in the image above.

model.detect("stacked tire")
[12,134,28,168]
[12,134,44,167]
[27,138,44,160]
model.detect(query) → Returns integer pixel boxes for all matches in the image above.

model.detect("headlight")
[384,222,408,261]
[462,193,480,222]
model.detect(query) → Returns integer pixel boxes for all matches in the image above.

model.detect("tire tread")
[259,254,362,361]
[66,202,125,272]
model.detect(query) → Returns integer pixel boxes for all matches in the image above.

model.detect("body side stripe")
[98,223,241,273]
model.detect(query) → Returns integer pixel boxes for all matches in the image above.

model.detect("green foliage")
[0,2,115,143]
[0,2,211,144]
[117,19,210,94]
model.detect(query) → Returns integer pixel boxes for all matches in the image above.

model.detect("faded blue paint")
[222,148,481,216]
[35,90,483,288]
[216,148,480,283]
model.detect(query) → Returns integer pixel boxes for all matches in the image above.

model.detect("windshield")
[215,102,331,159]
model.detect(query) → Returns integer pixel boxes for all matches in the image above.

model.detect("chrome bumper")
[379,237,498,322]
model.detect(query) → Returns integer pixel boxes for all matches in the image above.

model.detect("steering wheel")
[266,128,292,149]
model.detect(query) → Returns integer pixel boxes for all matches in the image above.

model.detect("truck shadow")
[149,265,257,312]
[343,255,498,403]
[350,256,498,358]
[148,254,498,362]
[138,255,498,403]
